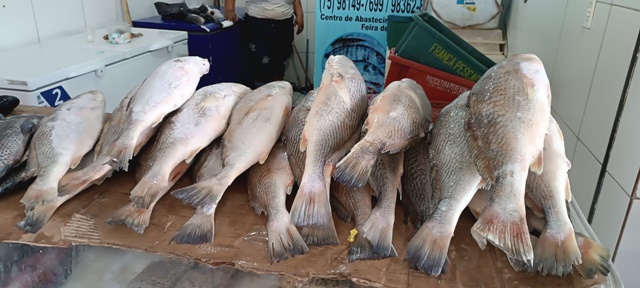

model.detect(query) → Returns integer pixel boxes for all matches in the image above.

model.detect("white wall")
[508,0,640,286]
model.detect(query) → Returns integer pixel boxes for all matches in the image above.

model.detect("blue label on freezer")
[457,0,476,4]
[40,86,71,107]
[314,0,422,98]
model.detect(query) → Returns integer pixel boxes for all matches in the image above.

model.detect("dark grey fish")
[400,136,434,229]
[0,115,43,180]
[0,95,20,116]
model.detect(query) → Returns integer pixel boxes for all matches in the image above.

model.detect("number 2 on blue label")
[40,85,71,107]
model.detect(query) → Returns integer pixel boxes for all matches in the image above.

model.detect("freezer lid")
[47,27,188,59]
[0,28,187,92]
[0,42,125,92]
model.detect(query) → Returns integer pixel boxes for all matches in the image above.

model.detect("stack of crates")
[385,12,497,121]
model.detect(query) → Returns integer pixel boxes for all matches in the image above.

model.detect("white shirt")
[246,0,294,20]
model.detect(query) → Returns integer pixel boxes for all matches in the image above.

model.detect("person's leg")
[244,15,272,88]
[267,16,295,82]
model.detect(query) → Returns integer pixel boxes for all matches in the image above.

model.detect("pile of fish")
[0,54,612,280]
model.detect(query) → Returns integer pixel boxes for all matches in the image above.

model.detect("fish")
[105,56,210,172]
[106,83,250,234]
[465,54,552,266]
[281,89,317,184]
[0,115,43,180]
[192,139,224,183]
[170,81,292,245]
[334,78,431,190]
[330,181,377,262]
[0,164,33,197]
[404,91,484,276]
[521,116,581,276]
[247,142,309,263]
[468,189,612,279]
[0,95,20,116]
[16,85,151,233]
[18,90,105,214]
[400,136,434,229]
[290,55,368,244]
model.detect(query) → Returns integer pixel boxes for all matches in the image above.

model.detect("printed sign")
[39,85,71,107]
[314,0,423,98]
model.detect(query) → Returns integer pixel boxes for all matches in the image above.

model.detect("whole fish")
[0,95,20,116]
[523,116,581,276]
[290,55,368,243]
[106,83,249,234]
[18,90,105,213]
[334,78,431,190]
[405,91,483,276]
[330,181,377,262]
[247,142,308,263]
[171,81,292,245]
[465,54,552,266]
[468,189,612,279]
[105,56,210,172]
[400,136,434,229]
[0,115,43,179]
[16,85,153,233]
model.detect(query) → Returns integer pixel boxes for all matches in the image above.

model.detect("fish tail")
[347,228,377,262]
[0,164,35,196]
[299,218,340,246]
[105,202,152,234]
[20,177,58,207]
[108,131,138,172]
[290,169,333,228]
[471,202,534,269]
[16,200,62,233]
[266,213,309,263]
[362,207,397,259]
[574,232,611,279]
[130,172,169,209]
[403,221,451,276]
[533,221,582,277]
[170,177,224,210]
[333,141,377,190]
[58,161,115,197]
[170,209,214,245]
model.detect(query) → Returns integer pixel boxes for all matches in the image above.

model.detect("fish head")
[70,90,106,113]
[177,56,211,76]
[324,55,362,81]
[19,116,41,135]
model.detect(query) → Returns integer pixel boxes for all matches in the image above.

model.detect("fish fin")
[524,195,545,218]
[574,232,612,279]
[383,140,410,155]
[526,82,537,99]
[333,141,377,190]
[185,148,201,165]
[347,228,378,262]
[394,153,404,201]
[334,76,352,106]
[362,206,398,259]
[69,155,83,169]
[266,214,309,263]
[464,111,496,185]
[16,200,62,233]
[400,196,422,229]
[18,149,29,165]
[108,132,138,172]
[530,152,544,175]
[286,177,294,196]
[565,175,572,202]
[105,202,152,234]
[404,221,451,276]
[533,223,581,277]
[169,161,190,183]
[21,178,58,207]
[290,169,333,229]
[329,195,352,223]
[151,118,163,128]
[171,177,225,210]
[258,151,269,165]
[299,131,308,153]
[507,248,536,273]
[58,163,115,197]
[129,175,169,209]
[300,221,340,246]
[248,188,267,216]
[170,210,214,245]
[471,204,534,268]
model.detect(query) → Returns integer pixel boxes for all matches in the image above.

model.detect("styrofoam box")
[428,0,503,29]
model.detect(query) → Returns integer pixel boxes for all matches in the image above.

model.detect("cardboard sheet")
[0,106,608,288]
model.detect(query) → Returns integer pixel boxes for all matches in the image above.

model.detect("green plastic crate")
[395,12,496,82]
[387,15,414,49]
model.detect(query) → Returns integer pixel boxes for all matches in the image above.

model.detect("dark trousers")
[242,14,294,87]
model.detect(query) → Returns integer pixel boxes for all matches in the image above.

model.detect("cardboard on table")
[0,106,609,288]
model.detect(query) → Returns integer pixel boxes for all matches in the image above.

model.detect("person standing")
[225,0,304,88]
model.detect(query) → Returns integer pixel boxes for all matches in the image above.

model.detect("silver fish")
[18,90,105,217]
[0,115,42,180]
[106,56,210,172]
[106,83,249,234]
[465,54,552,266]
[290,55,368,245]
[170,81,292,245]
[404,91,483,276]
[247,142,308,263]
[334,78,431,190]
